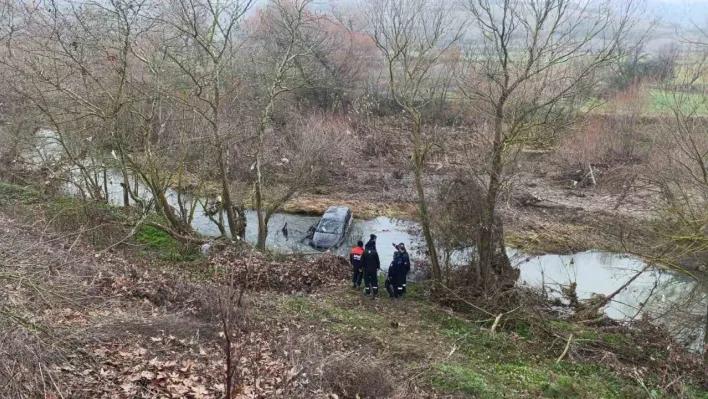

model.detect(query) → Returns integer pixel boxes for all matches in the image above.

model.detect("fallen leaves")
[208,249,350,294]
[45,326,303,399]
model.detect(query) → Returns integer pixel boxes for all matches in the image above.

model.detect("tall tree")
[249,0,316,250]
[157,0,255,240]
[363,0,463,287]
[646,40,708,363]
[459,0,642,292]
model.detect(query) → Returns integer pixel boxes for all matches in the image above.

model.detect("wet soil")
[281,159,658,256]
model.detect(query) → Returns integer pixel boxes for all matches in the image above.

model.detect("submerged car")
[310,206,353,250]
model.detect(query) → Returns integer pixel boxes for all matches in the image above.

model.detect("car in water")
[310,206,353,250]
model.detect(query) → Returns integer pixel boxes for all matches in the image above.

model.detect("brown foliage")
[320,354,395,399]
[208,249,351,293]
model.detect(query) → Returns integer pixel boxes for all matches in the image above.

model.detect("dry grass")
[282,195,418,220]
[319,353,395,399]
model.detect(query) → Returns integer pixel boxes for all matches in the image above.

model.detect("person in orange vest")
[350,240,364,289]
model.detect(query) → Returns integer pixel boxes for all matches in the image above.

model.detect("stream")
[28,130,707,348]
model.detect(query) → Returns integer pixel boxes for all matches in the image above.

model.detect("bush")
[320,354,394,399]
[41,198,130,249]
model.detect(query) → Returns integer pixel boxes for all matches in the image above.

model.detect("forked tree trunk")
[412,117,441,289]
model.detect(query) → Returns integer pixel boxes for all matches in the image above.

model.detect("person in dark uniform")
[349,240,364,289]
[385,251,404,299]
[361,235,380,298]
[397,243,411,294]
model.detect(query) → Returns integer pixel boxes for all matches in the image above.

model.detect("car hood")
[312,231,341,249]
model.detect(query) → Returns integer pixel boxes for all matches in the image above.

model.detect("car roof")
[322,206,350,222]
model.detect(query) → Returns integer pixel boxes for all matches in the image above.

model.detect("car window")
[315,218,341,233]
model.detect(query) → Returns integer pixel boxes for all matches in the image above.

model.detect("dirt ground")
[282,158,658,256]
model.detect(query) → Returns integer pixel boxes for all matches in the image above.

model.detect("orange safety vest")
[350,246,364,265]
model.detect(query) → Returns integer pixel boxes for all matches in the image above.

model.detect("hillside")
[0,182,705,398]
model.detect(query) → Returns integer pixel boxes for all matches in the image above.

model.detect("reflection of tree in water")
[640,276,706,351]
[598,252,616,266]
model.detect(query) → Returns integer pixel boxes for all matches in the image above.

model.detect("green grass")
[134,225,199,262]
[590,87,708,117]
[0,181,38,204]
[541,376,581,399]
[432,363,492,397]
[647,89,708,116]
[135,225,175,249]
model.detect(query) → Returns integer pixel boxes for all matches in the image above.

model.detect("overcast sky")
[243,0,708,31]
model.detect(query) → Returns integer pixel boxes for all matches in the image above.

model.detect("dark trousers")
[402,272,408,294]
[352,267,362,288]
[363,270,378,295]
[385,278,402,298]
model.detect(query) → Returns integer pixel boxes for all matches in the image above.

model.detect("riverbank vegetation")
[2,0,708,396]
[0,184,705,398]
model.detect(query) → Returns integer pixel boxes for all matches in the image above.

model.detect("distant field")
[673,61,708,86]
[589,87,708,117]
[647,88,708,115]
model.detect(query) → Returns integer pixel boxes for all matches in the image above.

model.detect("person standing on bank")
[385,251,404,299]
[398,243,411,294]
[350,240,364,289]
[361,235,380,298]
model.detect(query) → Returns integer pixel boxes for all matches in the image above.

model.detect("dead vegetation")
[0,184,707,398]
[208,249,351,294]
[0,208,304,398]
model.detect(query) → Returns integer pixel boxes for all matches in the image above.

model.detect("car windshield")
[315,218,341,234]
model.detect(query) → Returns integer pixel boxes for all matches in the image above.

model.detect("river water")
[28,130,707,347]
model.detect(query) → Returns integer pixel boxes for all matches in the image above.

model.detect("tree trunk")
[704,297,708,365]
[156,188,188,234]
[234,203,246,240]
[103,167,109,204]
[479,108,506,293]
[254,105,271,251]
[255,162,266,250]
[412,117,441,288]
[218,150,242,240]
[256,212,272,251]
[121,167,130,207]
[256,210,267,250]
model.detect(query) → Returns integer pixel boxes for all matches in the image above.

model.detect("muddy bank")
[281,195,418,220]
[160,153,656,257]
[278,193,652,256]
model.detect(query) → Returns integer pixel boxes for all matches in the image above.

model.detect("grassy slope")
[1,181,705,398]
[257,280,705,399]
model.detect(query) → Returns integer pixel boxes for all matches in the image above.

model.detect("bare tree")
[645,40,708,363]
[362,0,463,287]
[3,0,152,202]
[249,0,317,250]
[0,0,36,175]
[459,0,643,292]
[156,0,255,240]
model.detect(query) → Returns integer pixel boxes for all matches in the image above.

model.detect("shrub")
[320,354,394,399]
